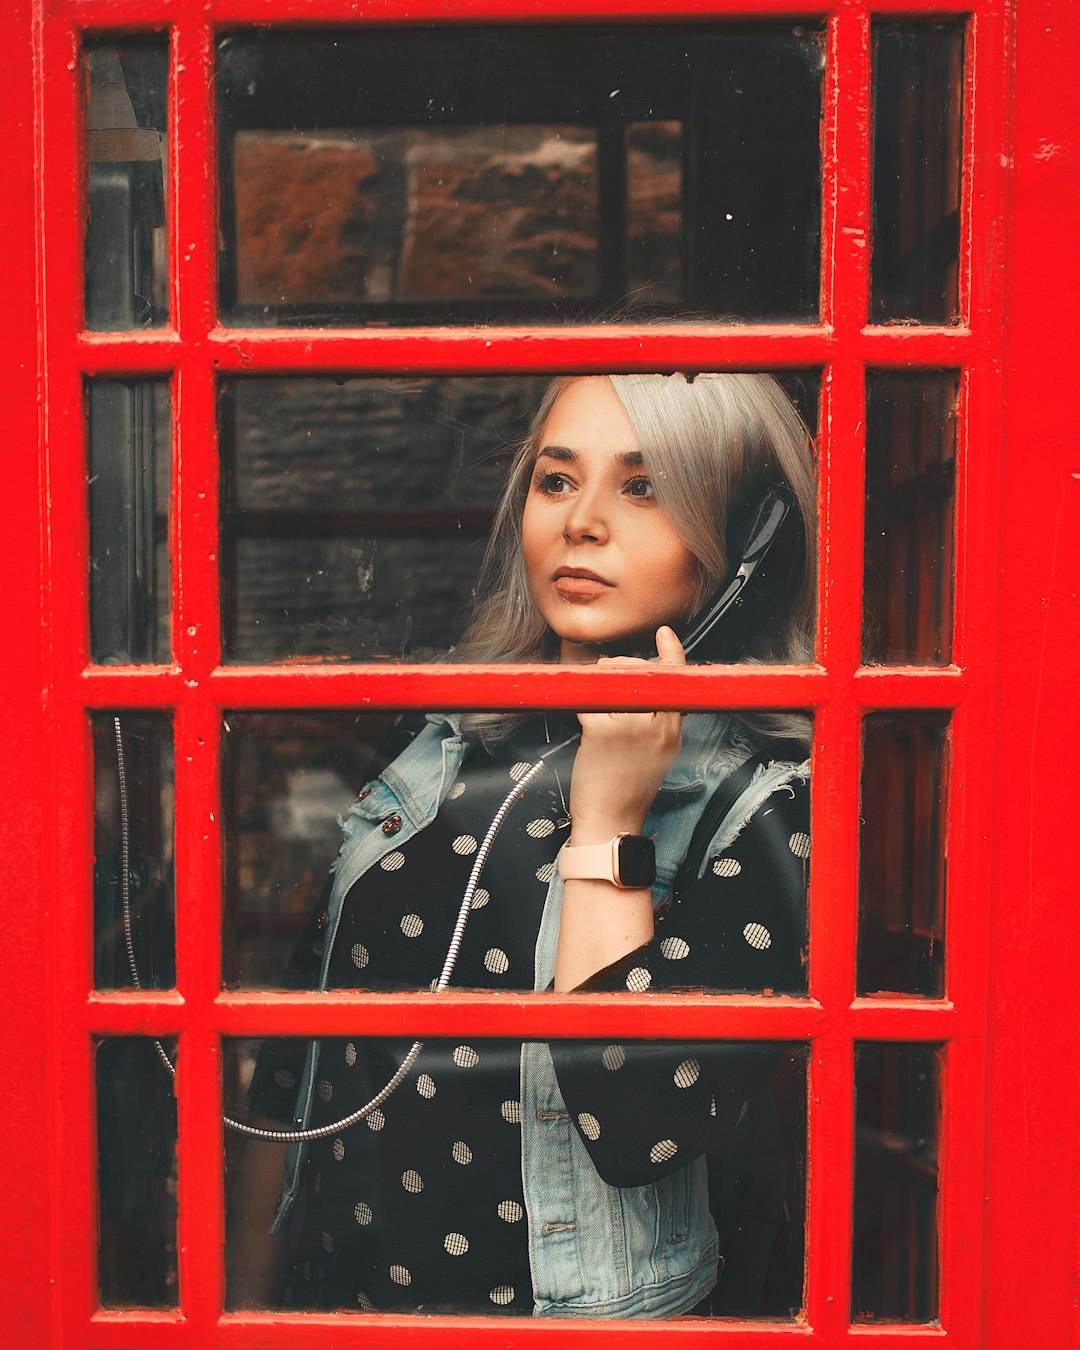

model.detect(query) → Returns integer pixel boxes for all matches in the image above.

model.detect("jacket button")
[382,814,402,836]
[356,787,372,801]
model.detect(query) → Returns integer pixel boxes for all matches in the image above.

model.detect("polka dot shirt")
[249,723,809,1311]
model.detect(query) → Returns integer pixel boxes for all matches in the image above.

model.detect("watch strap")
[558,837,622,883]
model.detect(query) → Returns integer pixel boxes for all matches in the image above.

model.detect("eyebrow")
[536,445,645,468]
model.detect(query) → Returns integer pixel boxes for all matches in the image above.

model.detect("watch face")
[617,835,656,888]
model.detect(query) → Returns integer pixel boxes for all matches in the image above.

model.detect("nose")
[561,483,610,544]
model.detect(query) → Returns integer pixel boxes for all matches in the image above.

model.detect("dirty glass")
[224,1036,806,1317]
[89,379,171,664]
[97,1036,178,1307]
[219,376,543,663]
[220,373,818,666]
[222,709,811,997]
[852,1044,940,1322]
[863,372,957,665]
[216,27,823,326]
[93,712,175,991]
[858,714,949,999]
[871,23,964,324]
[84,41,168,330]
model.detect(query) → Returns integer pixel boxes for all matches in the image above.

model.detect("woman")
[228,372,814,1318]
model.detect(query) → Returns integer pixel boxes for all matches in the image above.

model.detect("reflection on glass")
[94,712,175,990]
[220,376,542,662]
[89,380,171,664]
[217,27,822,325]
[625,120,683,305]
[863,372,957,665]
[871,24,964,324]
[225,1036,805,1317]
[222,708,810,994]
[97,1037,178,1307]
[222,373,818,666]
[853,1044,940,1322]
[84,42,168,330]
[234,125,598,308]
[858,715,948,999]
[222,711,399,988]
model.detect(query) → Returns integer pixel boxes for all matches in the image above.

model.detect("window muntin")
[40,2,1004,1339]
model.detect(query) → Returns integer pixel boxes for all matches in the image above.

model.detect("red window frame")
[2,0,1078,1347]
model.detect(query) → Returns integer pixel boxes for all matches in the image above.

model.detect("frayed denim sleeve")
[551,781,808,1187]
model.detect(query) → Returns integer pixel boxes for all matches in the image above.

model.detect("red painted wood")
[0,2,54,1346]
[72,324,977,376]
[985,2,1080,1347]
[11,0,1079,1346]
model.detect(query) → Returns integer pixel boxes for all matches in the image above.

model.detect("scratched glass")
[219,374,818,666]
[863,372,958,665]
[93,711,175,991]
[858,713,949,999]
[222,708,811,998]
[219,375,544,663]
[224,1036,807,1318]
[216,26,823,326]
[97,1037,179,1308]
[852,1044,941,1322]
[871,23,964,324]
[84,41,169,330]
[88,379,171,665]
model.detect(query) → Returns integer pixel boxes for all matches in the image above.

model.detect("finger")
[596,654,649,667]
[655,625,687,666]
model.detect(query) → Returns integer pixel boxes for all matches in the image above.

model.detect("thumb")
[655,625,687,666]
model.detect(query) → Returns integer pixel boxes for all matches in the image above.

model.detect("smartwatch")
[558,834,656,889]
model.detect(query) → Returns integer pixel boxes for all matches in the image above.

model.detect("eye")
[625,475,655,499]
[534,470,572,496]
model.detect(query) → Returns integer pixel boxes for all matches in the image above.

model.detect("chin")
[559,627,656,659]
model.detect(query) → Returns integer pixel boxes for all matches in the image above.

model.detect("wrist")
[567,816,647,847]
[559,833,656,889]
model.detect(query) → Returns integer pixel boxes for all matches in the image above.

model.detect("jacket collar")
[426,709,736,798]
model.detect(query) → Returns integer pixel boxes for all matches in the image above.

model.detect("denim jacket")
[271,710,806,1319]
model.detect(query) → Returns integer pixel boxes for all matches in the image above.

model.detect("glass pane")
[626,121,683,306]
[225,1036,806,1318]
[221,373,818,666]
[863,372,957,665]
[94,712,175,991]
[220,375,542,663]
[84,41,168,330]
[89,379,171,664]
[97,1036,178,1307]
[223,709,810,994]
[217,27,822,325]
[871,23,964,324]
[858,715,948,999]
[853,1044,940,1322]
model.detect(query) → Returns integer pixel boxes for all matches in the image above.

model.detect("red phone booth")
[2,0,1078,1345]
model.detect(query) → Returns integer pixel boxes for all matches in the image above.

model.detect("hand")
[568,626,686,844]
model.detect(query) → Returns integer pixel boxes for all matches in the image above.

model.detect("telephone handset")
[678,483,804,662]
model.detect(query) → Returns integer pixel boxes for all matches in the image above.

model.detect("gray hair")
[456,374,817,743]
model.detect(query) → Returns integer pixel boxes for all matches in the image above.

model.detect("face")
[521,377,701,663]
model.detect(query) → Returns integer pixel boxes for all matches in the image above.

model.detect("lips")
[553,567,613,598]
